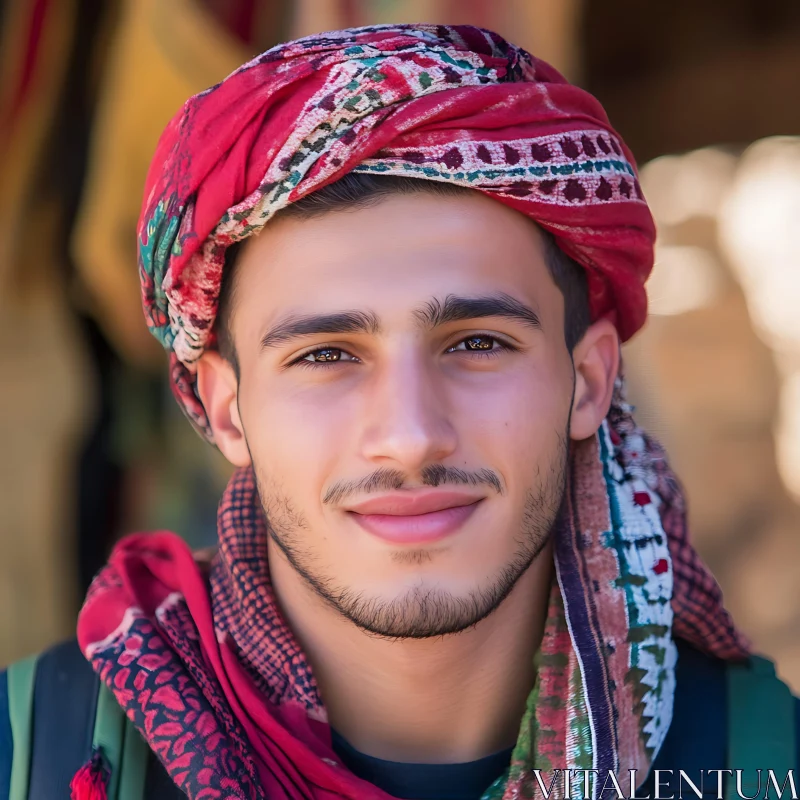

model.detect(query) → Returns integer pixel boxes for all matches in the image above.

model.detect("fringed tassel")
[70,746,109,800]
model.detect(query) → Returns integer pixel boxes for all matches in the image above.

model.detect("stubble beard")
[254,432,570,641]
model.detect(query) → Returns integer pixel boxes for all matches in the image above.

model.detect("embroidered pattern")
[353,131,642,208]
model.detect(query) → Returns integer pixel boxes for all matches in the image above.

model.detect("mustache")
[323,464,504,506]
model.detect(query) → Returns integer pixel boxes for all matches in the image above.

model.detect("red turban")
[138,24,656,440]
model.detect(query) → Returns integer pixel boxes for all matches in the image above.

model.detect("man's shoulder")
[670,637,800,738]
[0,640,183,800]
[647,638,800,790]
[0,640,100,800]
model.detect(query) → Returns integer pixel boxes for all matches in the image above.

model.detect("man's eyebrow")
[259,294,540,351]
[413,293,541,331]
[260,311,381,350]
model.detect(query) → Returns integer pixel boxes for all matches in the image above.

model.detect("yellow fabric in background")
[0,0,89,665]
[71,0,250,366]
[291,0,580,79]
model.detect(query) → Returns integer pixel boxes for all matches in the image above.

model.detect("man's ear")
[569,317,620,442]
[196,351,251,467]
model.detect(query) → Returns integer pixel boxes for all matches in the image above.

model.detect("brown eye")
[292,346,359,368]
[307,348,342,362]
[445,334,518,361]
[448,335,504,353]
[464,336,493,351]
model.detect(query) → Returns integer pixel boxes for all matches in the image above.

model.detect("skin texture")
[197,191,620,762]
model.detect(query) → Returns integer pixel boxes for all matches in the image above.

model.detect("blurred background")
[1,0,799,689]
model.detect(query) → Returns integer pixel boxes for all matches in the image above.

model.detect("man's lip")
[347,501,482,545]
[343,489,486,516]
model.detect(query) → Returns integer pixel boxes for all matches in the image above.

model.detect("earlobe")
[568,318,620,442]
[196,351,252,467]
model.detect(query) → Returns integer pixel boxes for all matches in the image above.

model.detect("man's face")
[221,191,577,638]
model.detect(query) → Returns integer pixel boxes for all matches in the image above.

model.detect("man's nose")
[358,351,458,472]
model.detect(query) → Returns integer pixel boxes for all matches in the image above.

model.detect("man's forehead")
[237,190,548,267]
[232,192,554,314]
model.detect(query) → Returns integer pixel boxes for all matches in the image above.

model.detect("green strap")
[92,683,127,800]
[92,682,148,800]
[726,655,796,799]
[117,716,149,800]
[6,655,37,800]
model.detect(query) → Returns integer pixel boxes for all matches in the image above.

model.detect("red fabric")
[77,528,395,800]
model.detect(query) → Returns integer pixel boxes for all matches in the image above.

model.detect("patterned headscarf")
[77,23,749,800]
[138,23,655,441]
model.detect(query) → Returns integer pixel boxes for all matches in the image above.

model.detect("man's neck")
[268,542,554,764]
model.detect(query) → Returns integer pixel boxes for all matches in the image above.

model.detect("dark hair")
[215,173,590,372]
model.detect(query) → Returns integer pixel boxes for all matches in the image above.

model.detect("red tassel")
[70,748,109,800]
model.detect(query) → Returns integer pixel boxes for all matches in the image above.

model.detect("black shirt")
[331,730,512,800]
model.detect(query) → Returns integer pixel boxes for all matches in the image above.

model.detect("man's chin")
[319,582,517,640]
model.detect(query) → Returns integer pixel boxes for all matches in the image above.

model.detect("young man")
[2,24,798,800]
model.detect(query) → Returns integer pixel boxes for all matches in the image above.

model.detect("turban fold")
[137,23,656,441]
